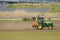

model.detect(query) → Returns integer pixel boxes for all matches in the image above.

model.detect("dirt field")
[0,21,60,31]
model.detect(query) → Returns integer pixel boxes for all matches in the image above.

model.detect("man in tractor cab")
[37,15,45,27]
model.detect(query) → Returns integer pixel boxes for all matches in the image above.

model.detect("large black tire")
[37,25,43,30]
[48,26,53,30]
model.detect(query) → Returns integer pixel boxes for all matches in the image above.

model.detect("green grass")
[7,3,50,8]
[0,20,23,23]
[0,31,60,40]
[45,20,60,23]
[50,20,60,23]
[0,20,33,23]
[0,20,60,23]
[7,3,60,13]
[50,4,60,13]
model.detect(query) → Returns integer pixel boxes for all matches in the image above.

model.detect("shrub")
[31,17,36,21]
[23,18,27,21]
[27,18,31,21]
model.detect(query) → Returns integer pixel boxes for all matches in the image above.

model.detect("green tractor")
[32,16,54,30]
[37,21,53,30]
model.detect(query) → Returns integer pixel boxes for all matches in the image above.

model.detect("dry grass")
[0,10,60,18]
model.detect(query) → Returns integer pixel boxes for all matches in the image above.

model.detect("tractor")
[32,15,54,30]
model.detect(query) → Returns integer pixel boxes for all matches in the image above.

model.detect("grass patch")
[7,3,60,13]
[50,20,60,23]
[0,20,60,23]
[0,20,32,23]
[7,3,50,8]
[0,20,23,23]
[0,31,60,40]
[50,4,60,13]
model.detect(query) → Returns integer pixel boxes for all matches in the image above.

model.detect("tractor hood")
[45,21,53,26]
[45,21,53,24]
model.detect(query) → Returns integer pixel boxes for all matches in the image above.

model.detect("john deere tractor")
[32,16,54,30]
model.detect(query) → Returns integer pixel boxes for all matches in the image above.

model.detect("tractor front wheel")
[48,26,53,30]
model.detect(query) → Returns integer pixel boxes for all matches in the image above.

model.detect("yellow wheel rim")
[49,26,52,29]
[38,26,42,29]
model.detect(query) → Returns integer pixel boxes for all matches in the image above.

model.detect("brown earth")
[0,21,60,31]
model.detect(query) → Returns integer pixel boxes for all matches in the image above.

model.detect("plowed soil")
[0,21,60,31]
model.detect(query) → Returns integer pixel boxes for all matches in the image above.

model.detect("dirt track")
[0,22,33,30]
[0,22,60,31]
